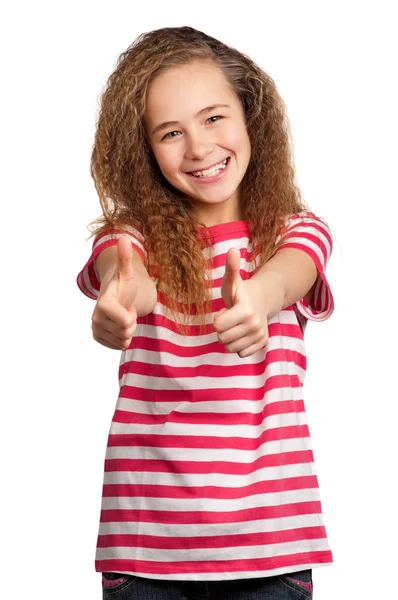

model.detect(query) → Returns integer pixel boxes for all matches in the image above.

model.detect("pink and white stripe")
[77,210,334,581]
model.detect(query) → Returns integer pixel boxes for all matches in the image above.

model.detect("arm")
[96,243,157,317]
[214,247,318,358]
[249,247,318,319]
[214,211,333,357]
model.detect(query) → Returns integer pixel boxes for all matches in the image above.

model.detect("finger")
[217,322,259,345]
[225,332,267,355]
[238,342,267,358]
[92,332,129,351]
[213,307,228,325]
[117,236,134,281]
[213,301,252,333]
[94,295,136,329]
[218,311,263,341]
[94,315,137,342]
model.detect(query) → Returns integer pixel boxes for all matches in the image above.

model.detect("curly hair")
[88,26,309,327]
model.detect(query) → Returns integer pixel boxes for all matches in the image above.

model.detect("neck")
[193,200,243,228]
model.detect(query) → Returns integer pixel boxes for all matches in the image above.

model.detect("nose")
[184,130,214,161]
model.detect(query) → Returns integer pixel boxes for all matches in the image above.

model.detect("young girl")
[77,25,334,600]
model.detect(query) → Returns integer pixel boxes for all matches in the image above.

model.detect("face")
[144,61,251,226]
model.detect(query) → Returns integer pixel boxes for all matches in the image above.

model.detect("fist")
[91,237,138,350]
[213,248,269,358]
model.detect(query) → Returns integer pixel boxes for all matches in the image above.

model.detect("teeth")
[191,158,228,178]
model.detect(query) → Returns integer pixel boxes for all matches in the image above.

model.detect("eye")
[162,130,180,140]
[206,115,223,124]
[161,115,224,140]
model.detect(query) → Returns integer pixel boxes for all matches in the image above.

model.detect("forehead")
[144,61,237,124]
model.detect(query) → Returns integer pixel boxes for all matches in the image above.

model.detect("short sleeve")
[276,210,334,322]
[76,225,146,300]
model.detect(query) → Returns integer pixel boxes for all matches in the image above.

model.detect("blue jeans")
[102,569,313,598]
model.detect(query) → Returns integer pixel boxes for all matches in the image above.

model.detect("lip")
[186,157,229,175]
[186,157,230,184]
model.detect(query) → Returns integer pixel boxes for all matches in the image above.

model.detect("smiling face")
[144,61,251,226]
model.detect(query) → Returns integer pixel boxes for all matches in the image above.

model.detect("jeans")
[102,569,313,599]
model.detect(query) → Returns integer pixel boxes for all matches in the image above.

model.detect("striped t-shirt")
[77,210,334,581]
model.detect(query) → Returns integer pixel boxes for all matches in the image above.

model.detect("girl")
[77,25,334,600]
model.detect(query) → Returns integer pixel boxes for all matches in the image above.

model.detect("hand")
[91,237,138,350]
[213,248,269,358]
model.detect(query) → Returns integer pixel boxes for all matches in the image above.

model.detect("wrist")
[249,270,285,319]
[135,278,158,317]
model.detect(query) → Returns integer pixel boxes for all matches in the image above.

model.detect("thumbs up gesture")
[91,237,139,350]
[213,248,269,358]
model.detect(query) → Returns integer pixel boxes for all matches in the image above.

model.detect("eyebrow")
[151,104,231,136]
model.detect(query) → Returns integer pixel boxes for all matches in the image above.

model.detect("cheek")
[222,126,250,152]
[154,149,179,176]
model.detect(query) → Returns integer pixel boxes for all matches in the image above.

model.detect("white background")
[2,1,397,598]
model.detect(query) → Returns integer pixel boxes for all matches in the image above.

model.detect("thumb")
[222,248,242,306]
[117,236,134,281]
[224,248,241,283]
[113,237,138,309]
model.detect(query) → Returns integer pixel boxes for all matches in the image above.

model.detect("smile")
[186,157,230,182]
